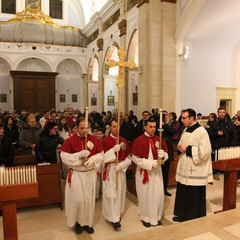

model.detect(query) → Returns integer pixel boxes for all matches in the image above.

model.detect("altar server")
[131,118,168,227]
[173,108,213,222]
[102,119,131,230]
[60,118,103,235]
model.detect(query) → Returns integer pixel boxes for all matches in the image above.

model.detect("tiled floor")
[1,173,240,240]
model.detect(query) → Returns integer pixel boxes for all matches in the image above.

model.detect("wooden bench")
[13,154,37,165]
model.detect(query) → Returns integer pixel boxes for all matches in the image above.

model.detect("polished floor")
[1,173,240,240]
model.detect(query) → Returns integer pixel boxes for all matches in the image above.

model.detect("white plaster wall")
[179,0,240,115]
[0,59,12,111]
[103,75,117,112]
[0,42,86,112]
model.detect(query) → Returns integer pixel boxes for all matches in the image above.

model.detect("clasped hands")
[152,150,167,168]
[112,143,123,172]
[177,143,186,153]
[113,142,124,152]
[78,150,94,167]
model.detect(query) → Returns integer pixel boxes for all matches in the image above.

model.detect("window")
[2,0,16,14]
[49,0,63,19]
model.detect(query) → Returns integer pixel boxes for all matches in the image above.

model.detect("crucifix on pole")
[106,47,135,188]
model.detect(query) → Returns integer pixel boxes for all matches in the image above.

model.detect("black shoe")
[74,223,82,234]
[142,221,151,228]
[83,226,94,234]
[164,191,172,197]
[112,221,121,230]
[157,220,162,225]
[172,216,180,222]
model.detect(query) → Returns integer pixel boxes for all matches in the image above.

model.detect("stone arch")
[126,29,139,116]
[102,43,120,111]
[16,57,52,72]
[55,58,84,111]
[0,57,13,111]
[87,55,99,81]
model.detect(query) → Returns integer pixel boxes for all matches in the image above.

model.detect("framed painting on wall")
[91,97,97,106]
[60,94,65,103]
[72,94,77,103]
[133,92,138,105]
[0,94,7,103]
[26,0,41,10]
[107,96,114,106]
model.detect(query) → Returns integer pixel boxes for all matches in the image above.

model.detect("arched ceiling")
[72,0,108,27]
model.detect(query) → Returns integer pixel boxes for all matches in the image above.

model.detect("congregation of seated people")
[1,106,240,234]
[0,107,240,173]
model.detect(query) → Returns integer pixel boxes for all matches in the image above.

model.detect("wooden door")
[11,71,58,114]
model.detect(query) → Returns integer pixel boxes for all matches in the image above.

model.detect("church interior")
[1,0,240,239]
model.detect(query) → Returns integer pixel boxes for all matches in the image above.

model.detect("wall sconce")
[179,46,189,62]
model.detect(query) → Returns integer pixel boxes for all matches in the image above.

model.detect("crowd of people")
[0,106,240,234]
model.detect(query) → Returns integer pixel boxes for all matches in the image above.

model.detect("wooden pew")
[13,154,37,165]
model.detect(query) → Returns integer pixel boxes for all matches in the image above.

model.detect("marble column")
[97,37,104,112]
[81,73,88,109]
[138,0,176,113]
[97,21,104,112]
[117,0,128,114]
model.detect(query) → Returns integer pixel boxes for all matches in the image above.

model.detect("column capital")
[161,0,176,3]
[137,0,149,8]
[97,38,104,52]
[118,19,127,37]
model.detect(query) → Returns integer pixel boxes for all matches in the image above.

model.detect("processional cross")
[106,48,135,188]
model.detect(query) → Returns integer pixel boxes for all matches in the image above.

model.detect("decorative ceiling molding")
[137,0,149,8]
[161,0,177,3]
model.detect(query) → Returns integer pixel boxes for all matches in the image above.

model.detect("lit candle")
[159,109,163,129]
[85,107,89,130]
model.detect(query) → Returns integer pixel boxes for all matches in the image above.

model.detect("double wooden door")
[11,71,58,114]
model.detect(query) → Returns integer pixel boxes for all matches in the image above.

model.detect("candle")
[159,109,163,129]
[23,167,26,184]
[20,167,23,183]
[11,168,14,185]
[28,166,31,183]
[0,167,3,185]
[33,166,37,182]
[17,167,20,184]
[85,107,89,130]
[6,168,9,185]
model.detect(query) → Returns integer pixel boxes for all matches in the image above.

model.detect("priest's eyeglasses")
[181,116,189,119]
